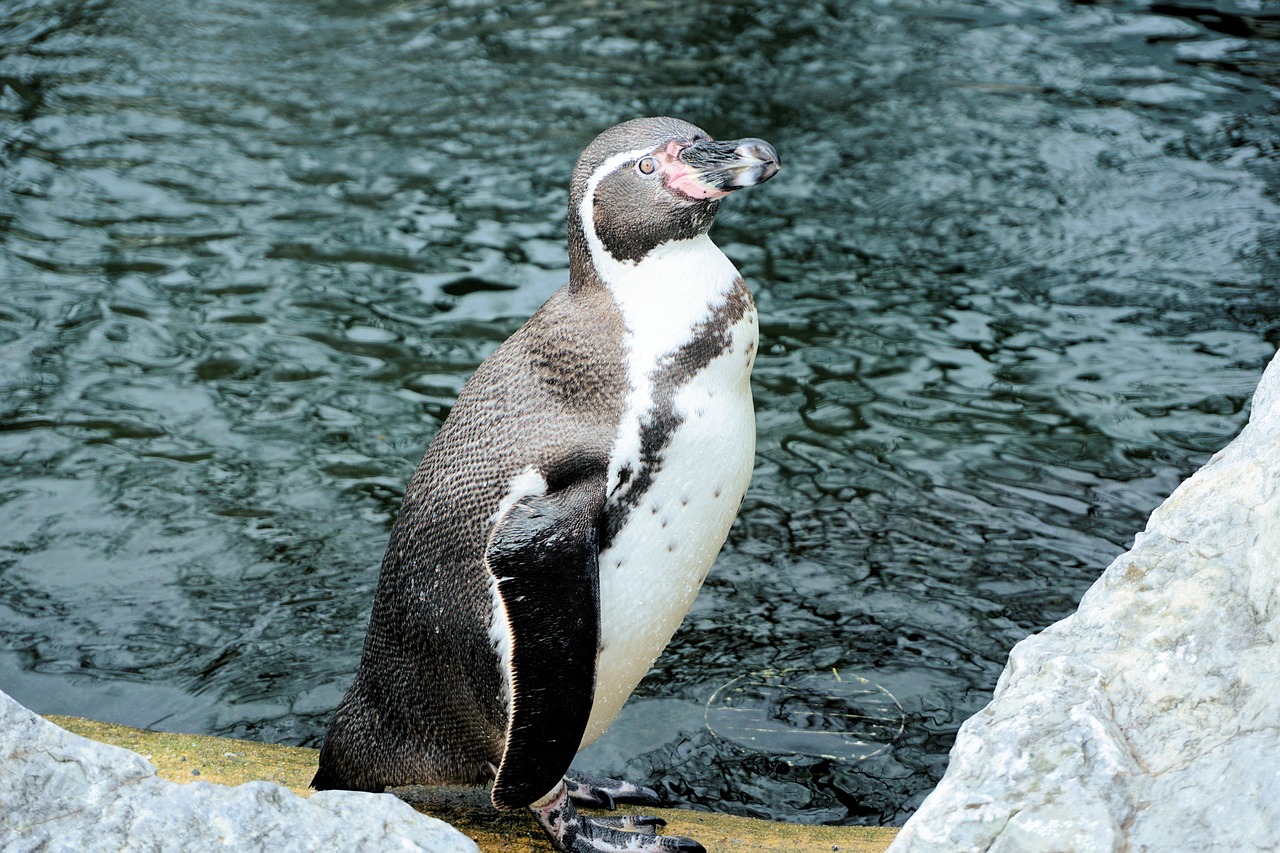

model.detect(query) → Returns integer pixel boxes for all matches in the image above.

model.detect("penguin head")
[568,117,780,274]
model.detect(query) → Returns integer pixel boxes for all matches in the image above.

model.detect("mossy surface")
[49,715,899,853]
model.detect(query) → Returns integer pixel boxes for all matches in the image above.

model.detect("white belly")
[581,311,757,747]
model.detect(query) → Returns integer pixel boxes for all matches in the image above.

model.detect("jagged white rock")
[0,688,478,853]
[890,350,1280,853]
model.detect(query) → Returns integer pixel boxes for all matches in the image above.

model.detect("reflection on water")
[2,0,1278,826]
[704,669,906,762]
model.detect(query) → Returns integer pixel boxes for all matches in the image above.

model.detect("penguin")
[313,116,780,853]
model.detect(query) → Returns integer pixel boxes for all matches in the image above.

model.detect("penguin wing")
[486,472,605,809]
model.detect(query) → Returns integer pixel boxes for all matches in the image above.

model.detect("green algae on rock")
[50,714,898,853]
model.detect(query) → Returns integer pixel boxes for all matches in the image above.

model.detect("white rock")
[891,350,1280,853]
[0,688,478,853]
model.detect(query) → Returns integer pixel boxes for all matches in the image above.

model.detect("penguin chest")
[583,308,758,747]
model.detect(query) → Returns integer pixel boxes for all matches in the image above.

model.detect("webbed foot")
[565,769,661,810]
[531,780,704,853]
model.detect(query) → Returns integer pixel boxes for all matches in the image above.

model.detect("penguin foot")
[565,769,661,809]
[531,780,705,853]
[586,814,666,835]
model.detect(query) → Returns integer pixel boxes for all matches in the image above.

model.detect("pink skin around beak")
[657,136,782,201]
[659,140,730,200]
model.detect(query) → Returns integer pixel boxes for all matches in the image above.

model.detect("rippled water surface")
[2,0,1278,826]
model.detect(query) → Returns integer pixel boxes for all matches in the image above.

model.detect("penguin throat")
[594,239,743,504]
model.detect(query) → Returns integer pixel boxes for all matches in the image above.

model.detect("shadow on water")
[2,0,1278,826]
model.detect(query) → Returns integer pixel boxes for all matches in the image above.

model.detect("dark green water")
[2,0,1277,826]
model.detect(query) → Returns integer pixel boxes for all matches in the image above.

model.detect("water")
[1,0,1277,827]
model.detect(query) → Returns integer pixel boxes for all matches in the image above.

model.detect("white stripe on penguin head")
[578,147,658,279]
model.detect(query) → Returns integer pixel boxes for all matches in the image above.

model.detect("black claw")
[633,784,661,805]
[534,779,701,853]
[564,769,662,808]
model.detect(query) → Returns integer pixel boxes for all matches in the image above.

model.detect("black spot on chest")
[600,281,754,550]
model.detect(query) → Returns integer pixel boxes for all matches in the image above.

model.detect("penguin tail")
[311,696,384,792]
[312,737,387,792]
[310,761,355,792]
[311,739,354,791]
[309,765,338,791]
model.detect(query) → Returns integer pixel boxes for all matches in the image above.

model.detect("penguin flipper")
[487,475,605,810]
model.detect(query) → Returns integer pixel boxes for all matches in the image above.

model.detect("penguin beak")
[667,137,781,200]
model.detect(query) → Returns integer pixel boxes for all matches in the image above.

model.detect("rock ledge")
[5,699,898,853]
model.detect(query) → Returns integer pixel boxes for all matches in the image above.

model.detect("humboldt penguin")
[313,116,781,853]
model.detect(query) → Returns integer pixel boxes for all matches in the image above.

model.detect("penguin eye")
[636,157,658,176]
